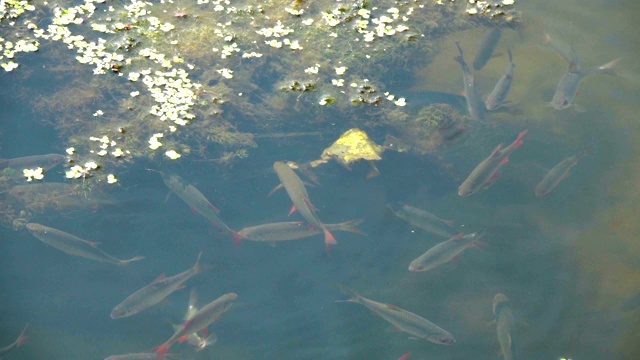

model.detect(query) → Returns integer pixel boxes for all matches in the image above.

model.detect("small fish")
[26,223,144,266]
[105,353,180,360]
[336,286,455,345]
[408,232,483,272]
[236,219,365,244]
[0,153,65,174]
[387,202,461,239]
[272,161,337,253]
[454,42,484,120]
[153,293,237,360]
[161,172,238,240]
[9,183,117,211]
[551,57,619,110]
[493,293,516,360]
[458,130,528,197]
[0,324,28,358]
[110,252,203,319]
[473,27,502,71]
[485,49,515,111]
[174,288,217,352]
[535,151,588,197]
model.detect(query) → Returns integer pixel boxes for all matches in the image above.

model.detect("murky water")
[1,1,639,359]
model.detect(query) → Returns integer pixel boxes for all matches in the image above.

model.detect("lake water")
[1,1,639,359]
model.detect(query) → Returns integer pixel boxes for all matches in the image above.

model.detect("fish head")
[110,306,132,319]
[385,202,403,214]
[408,262,425,272]
[457,184,474,197]
[550,96,571,110]
[534,186,548,197]
[435,336,456,345]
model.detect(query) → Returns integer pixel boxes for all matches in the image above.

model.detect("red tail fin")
[232,232,243,247]
[513,130,528,149]
[16,323,28,347]
[152,343,171,360]
[324,228,336,254]
[288,205,297,216]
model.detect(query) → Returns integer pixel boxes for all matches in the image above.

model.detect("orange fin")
[513,130,528,149]
[500,157,509,166]
[288,205,297,216]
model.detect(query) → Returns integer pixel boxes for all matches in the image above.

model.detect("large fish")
[26,223,144,266]
[236,219,365,244]
[454,42,484,120]
[493,293,516,360]
[153,293,237,360]
[0,324,28,358]
[535,151,588,197]
[337,286,455,345]
[473,27,502,71]
[272,161,337,253]
[387,202,461,239]
[458,130,528,196]
[545,33,619,110]
[485,49,515,111]
[408,232,482,272]
[110,252,203,319]
[0,153,65,176]
[161,172,238,240]
[11,183,117,212]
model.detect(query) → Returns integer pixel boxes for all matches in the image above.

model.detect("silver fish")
[26,223,144,266]
[485,49,515,111]
[408,232,482,272]
[535,151,588,197]
[473,27,502,71]
[387,202,461,239]
[454,42,484,120]
[458,130,527,197]
[550,54,619,110]
[493,293,516,360]
[110,252,203,319]
[153,293,237,360]
[337,285,455,345]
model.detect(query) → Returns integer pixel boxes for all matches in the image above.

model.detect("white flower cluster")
[23,168,44,182]
[142,67,199,126]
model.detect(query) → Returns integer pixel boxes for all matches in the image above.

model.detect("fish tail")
[336,284,361,303]
[152,343,171,360]
[232,231,243,246]
[323,228,337,254]
[119,256,145,265]
[513,129,528,149]
[193,251,204,273]
[16,323,28,347]
[336,219,367,236]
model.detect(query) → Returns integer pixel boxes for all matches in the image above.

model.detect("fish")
[272,161,337,253]
[535,151,588,197]
[110,252,203,319]
[25,223,144,266]
[454,42,484,120]
[173,288,218,352]
[161,172,238,240]
[545,34,620,111]
[473,27,502,71]
[104,354,180,360]
[387,202,462,239]
[408,232,483,272]
[550,57,619,110]
[0,153,65,175]
[493,293,516,360]
[236,219,365,244]
[336,285,455,345]
[0,324,28,358]
[398,352,412,360]
[458,130,528,197]
[485,49,515,111]
[153,292,237,360]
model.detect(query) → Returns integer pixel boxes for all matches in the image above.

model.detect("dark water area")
[2,1,640,360]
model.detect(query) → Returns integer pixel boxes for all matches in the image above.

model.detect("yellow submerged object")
[310,128,383,177]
